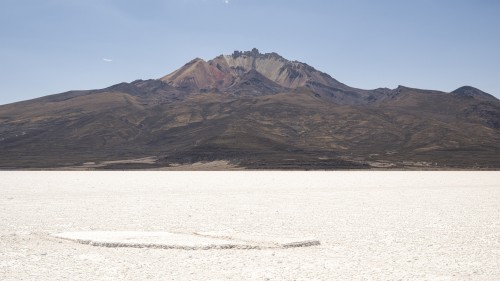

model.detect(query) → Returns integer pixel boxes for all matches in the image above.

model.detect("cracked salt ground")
[51,231,320,249]
[2,171,500,280]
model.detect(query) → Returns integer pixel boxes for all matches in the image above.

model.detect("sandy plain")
[1,171,499,280]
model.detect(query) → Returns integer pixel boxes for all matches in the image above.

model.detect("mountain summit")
[162,48,342,89]
[161,48,375,104]
[0,49,499,169]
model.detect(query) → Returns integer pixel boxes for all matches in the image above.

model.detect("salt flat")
[1,171,500,280]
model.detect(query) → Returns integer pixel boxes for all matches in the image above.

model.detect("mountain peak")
[452,86,497,102]
[160,49,348,95]
[453,86,486,96]
[230,48,285,61]
[231,48,260,58]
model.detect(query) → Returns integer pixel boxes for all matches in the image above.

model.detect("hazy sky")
[1,0,499,104]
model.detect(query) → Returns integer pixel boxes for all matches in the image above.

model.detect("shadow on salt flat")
[51,231,320,250]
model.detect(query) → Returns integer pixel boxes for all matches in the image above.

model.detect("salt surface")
[1,171,500,280]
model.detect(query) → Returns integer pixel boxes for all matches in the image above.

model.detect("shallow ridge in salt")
[51,231,320,250]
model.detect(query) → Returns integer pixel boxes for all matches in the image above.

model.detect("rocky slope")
[0,49,499,169]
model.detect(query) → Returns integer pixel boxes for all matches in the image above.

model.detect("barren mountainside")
[0,49,499,169]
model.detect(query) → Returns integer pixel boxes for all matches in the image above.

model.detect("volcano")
[1,49,499,169]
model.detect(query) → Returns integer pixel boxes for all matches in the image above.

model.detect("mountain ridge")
[0,49,499,169]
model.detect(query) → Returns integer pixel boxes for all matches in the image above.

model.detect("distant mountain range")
[1,48,499,169]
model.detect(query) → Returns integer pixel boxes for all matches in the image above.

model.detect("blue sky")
[1,0,499,104]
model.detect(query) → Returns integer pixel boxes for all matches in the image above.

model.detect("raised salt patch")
[52,231,320,249]
[52,231,254,250]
